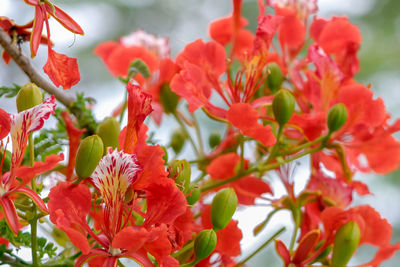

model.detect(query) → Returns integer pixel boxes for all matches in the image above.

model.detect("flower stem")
[173,112,200,157]
[28,134,39,267]
[235,227,286,266]
[191,113,204,156]
[201,146,323,193]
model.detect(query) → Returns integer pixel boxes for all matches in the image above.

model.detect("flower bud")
[0,149,11,172]
[211,188,238,231]
[186,184,201,205]
[266,63,284,93]
[96,117,120,151]
[208,132,221,149]
[16,83,43,112]
[327,103,348,133]
[272,90,295,127]
[331,221,361,267]
[168,160,191,194]
[160,83,179,114]
[75,135,104,178]
[170,128,186,154]
[194,229,217,261]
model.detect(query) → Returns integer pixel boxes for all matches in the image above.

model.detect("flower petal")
[43,49,80,89]
[45,3,84,34]
[10,96,56,175]
[61,111,86,181]
[0,197,20,235]
[0,108,10,139]
[91,149,141,204]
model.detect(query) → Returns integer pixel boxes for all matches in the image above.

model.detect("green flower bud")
[208,132,221,149]
[0,149,11,172]
[96,117,120,151]
[168,160,191,194]
[266,63,284,93]
[160,83,179,114]
[170,128,186,154]
[194,229,217,261]
[272,90,295,126]
[75,135,104,178]
[161,145,168,163]
[211,188,238,231]
[16,83,43,112]
[327,103,348,133]
[331,221,361,267]
[186,184,201,205]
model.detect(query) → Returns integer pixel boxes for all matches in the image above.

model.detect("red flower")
[23,0,84,58]
[0,96,63,234]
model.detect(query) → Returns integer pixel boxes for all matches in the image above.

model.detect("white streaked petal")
[120,30,170,58]
[91,149,141,204]
[9,95,56,172]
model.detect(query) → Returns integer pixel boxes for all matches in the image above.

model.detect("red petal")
[318,17,361,55]
[123,83,152,153]
[30,6,45,58]
[45,3,84,34]
[275,239,290,265]
[144,178,187,226]
[11,187,48,213]
[227,103,276,146]
[292,229,320,263]
[112,227,149,252]
[1,50,12,65]
[75,249,110,267]
[43,49,80,89]
[207,152,240,180]
[276,7,305,48]
[134,144,168,190]
[13,153,64,188]
[0,108,10,139]
[360,243,400,267]
[0,197,20,235]
[254,15,282,54]
[232,176,273,205]
[61,111,86,181]
[48,182,92,253]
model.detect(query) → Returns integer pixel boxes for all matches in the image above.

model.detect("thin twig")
[0,28,76,107]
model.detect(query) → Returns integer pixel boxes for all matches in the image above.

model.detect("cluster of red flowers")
[1,0,400,266]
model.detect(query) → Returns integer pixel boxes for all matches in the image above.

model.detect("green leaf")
[0,84,21,98]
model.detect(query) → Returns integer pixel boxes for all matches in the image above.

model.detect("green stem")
[191,114,204,156]
[172,112,199,156]
[173,241,194,259]
[279,134,329,157]
[235,227,286,266]
[265,126,283,164]
[201,146,323,193]
[239,135,245,172]
[289,223,299,253]
[29,135,39,267]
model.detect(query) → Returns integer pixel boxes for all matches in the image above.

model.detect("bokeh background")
[1,0,400,266]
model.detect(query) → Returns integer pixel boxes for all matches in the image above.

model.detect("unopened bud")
[75,135,104,178]
[208,132,221,149]
[266,63,284,93]
[16,83,43,112]
[160,83,179,114]
[272,90,295,126]
[327,103,348,133]
[96,117,120,151]
[170,129,186,154]
[211,188,238,231]
[331,221,361,267]
[168,160,191,194]
[194,229,217,261]
[186,184,201,205]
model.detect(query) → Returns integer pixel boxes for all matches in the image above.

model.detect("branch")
[0,27,76,107]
